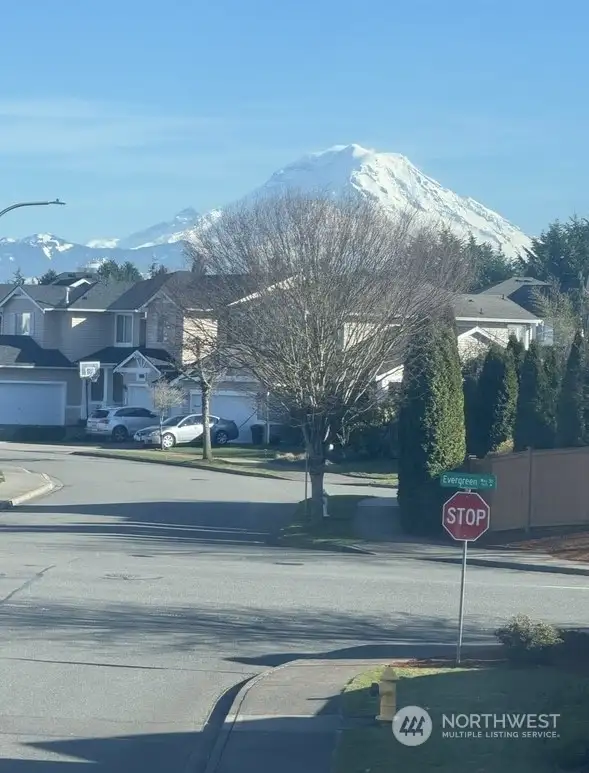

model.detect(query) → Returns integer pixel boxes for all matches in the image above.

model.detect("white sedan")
[133,413,239,448]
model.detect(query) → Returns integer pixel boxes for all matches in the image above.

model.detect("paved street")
[0,444,587,771]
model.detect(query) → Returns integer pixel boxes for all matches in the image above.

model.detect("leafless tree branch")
[180,192,469,520]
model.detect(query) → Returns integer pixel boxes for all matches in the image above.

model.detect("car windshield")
[161,415,186,427]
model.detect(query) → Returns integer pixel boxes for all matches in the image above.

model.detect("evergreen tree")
[506,333,525,381]
[557,331,586,447]
[149,261,169,278]
[513,341,553,450]
[11,268,25,286]
[462,353,485,455]
[476,344,518,456]
[38,269,58,285]
[398,319,466,535]
[97,260,142,282]
[543,346,562,448]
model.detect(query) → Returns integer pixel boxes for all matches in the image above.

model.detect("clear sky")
[1,0,587,243]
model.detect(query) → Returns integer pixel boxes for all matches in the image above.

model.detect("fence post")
[526,446,534,532]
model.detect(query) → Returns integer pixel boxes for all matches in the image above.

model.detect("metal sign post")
[456,534,468,665]
[441,473,493,666]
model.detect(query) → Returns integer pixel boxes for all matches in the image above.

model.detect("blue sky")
[1,0,587,243]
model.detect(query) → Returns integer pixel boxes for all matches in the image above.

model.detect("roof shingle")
[0,335,72,367]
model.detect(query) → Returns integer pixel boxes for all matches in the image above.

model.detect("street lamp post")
[0,199,65,220]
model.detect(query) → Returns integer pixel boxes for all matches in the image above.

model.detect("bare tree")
[530,282,584,352]
[183,192,469,522]
[150,380,185,450]
[163,273,231,461]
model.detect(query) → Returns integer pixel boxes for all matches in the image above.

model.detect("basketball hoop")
[79,360,100,381]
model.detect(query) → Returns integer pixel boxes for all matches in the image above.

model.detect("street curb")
[274,536,374,555]
[71,450,292,481]
[0,472,59,510]
[425,555,589,577]
[203,665,287,773]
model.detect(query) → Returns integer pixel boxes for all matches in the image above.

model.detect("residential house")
[377,292,543,387]
[0,270,544,441]
[0,271,262,440]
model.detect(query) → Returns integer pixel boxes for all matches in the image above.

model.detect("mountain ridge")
[0,144,531,281]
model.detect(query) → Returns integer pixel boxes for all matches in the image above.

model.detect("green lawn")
[334,663,589,773]
[278,494,373,549]
[72,447,290,480]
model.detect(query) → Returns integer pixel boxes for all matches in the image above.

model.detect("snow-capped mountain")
[0,143,532,281]
[244,144,531,258]
[91,207,202,251]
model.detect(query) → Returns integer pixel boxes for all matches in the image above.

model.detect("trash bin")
[251,424,264,445]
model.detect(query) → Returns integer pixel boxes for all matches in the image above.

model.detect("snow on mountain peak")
[255,144,530,258]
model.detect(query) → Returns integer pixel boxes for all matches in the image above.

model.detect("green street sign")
[440,471,497,490]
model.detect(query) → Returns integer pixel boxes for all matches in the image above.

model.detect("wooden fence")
[470,447,589,532]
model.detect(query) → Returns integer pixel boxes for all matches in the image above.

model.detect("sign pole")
[456,538,468,665]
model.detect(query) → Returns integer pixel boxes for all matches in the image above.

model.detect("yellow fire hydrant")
[374,665,398,723]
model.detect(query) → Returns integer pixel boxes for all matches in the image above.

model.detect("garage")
[126,384,154,410]
[190,390,258,442]
[0,381,66,425]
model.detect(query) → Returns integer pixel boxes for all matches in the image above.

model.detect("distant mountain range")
[0,144,532,282]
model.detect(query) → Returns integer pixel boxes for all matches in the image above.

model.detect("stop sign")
[442,491,490,541]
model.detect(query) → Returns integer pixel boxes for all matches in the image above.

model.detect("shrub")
[397,318,466,535]
[494,614,563,664]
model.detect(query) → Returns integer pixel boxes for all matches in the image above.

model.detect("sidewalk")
[204,659,384,773]
[353,496,589,576]
[0,465,56,509]
[205,647,499,773]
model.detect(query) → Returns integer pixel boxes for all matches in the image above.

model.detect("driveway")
[0,444,587,771]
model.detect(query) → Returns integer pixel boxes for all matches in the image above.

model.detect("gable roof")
[480,277,549,297]
[479,276,550,315]
[454,293,541,322]
[0,335,72,367]
[79,345,175,367]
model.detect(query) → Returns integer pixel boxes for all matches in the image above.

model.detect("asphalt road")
[0,444,587,771]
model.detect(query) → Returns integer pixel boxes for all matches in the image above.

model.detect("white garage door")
[0,381,66,425]
[190,391,258,442]
[126,385,154,410]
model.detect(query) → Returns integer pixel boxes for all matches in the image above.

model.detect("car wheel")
[161,432,176,449]
[214,430,229,446]
[112,425,128,442]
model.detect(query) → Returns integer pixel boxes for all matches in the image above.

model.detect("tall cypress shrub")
[514,341,553,450]
[507,333,525,382]
[476,344,518,456]
[543,346,562,448]
[557,331,586,447]
[398,319,466,535]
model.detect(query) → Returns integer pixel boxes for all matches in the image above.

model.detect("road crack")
[0,564,56,604]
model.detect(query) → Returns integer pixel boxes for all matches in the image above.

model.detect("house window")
[156,314,166,343]
[15,312,32,336]
[115,314,133,345]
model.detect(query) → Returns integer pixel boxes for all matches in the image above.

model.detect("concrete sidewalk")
[205,659,382,773]
[353,496,589,577]
[0,465,57,509]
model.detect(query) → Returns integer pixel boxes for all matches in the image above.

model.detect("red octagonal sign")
[442,491,490,542]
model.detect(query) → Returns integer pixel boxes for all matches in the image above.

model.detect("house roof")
[80,346,175,367]
[479,276,549,315]
[454,293,540,321]
[0,335,72,367]
[480,277,549,297]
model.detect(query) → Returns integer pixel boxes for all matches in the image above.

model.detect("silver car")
[134,413,239,448]
[86,406,159,443]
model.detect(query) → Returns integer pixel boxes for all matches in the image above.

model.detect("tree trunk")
[308,456,325,526]
[159,414,164,451]
[202,383,213,461]
[304,415,328,526]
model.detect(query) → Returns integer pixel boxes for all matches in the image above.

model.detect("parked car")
[86,406,159,442]
[134,413,239,448]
